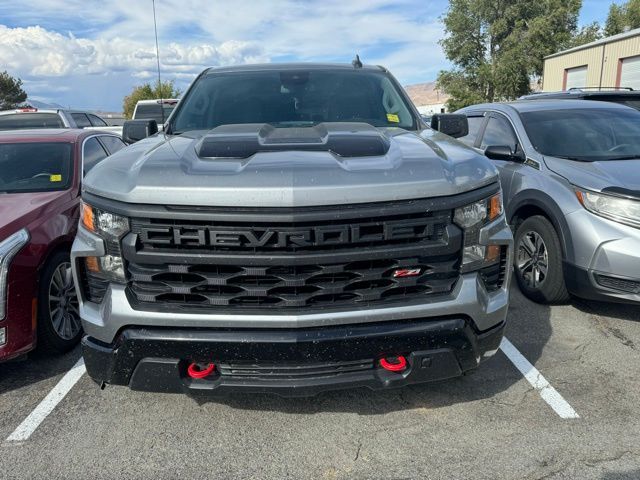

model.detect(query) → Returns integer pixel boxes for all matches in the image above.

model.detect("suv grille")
[122,200,463,311]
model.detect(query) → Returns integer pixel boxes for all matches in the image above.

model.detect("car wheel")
[37,251,83,353]
[514,215,569,304]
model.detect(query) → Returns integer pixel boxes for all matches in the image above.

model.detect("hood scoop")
[196,122,390,159]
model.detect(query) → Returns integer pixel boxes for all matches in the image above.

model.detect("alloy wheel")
[48,262,81,340]
[517,231,549,289]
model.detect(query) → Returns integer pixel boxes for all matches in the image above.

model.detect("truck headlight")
[81,202,129,283]
[454,192,504,271]
[0,229,30,321]
[575,188,640,229]
[82,202,129,240]
[454,191,503,229]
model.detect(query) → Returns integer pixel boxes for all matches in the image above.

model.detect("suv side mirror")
[123,119,158,144]
[430,114,469,138]
[484,145,525,162]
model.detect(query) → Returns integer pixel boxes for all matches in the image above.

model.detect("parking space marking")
[6,357,86,442]
[500,337,579,419]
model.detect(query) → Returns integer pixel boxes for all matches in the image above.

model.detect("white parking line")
[500,337,579,419]
[6,357,86,442]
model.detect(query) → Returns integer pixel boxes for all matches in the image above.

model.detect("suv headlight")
[454,191,504,271]
[80,202,129,282]
[575,188,640,229]
[0,229,30,321]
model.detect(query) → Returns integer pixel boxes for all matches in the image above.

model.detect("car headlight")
[454,191,503,229]
[0,229,30,321]
[454,192,504,271]
[575,188,640,229]
[80,202,129,283]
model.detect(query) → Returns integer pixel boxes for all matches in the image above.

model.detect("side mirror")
[484,145,525,162]
[430,114,469,138]
[122,119,158,144]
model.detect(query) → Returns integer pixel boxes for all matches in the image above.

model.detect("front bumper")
[71,194,513,394]
[82,316,505,397]
[564,209,640,303]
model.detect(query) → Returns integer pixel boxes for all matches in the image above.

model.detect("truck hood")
[544,156,640,198]
[84,123,498,207]
[0,190,70,241]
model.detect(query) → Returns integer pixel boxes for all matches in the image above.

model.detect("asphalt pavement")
[1,286,639,480]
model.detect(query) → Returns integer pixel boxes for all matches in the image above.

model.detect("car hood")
[544,156,640,198]
[84,123,498,207]
[0,190,70,242]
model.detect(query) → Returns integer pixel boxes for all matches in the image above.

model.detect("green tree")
[437,0,590,110]
[604,0,640,37]
[0,71,28,110]
[122,80,181,119]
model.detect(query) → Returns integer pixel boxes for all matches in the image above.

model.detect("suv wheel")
[37,251,83,353]
[514,215,569,304]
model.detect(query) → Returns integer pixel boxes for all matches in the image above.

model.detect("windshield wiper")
[551,154,589,162]
[607,155,640,161]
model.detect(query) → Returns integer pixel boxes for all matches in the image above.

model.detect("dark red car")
[0,129,126,361]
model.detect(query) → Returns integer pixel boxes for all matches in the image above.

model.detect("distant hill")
[404,82,449,107]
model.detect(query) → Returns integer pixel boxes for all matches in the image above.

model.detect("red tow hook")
[379,356,407,372]
[187,362,216,379]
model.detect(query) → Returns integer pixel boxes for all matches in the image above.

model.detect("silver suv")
[71,63,513,396]
[458,100,640,304]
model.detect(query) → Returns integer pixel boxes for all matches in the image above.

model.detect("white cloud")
[0,0,449,109]
[0,25,266,78]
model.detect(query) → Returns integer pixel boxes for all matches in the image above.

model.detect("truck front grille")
[128,254,460,309]
[122,199,463,311]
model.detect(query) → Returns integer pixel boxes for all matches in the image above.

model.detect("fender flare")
[507,190,575,262]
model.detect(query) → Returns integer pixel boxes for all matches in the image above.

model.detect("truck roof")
[204,62,386,75]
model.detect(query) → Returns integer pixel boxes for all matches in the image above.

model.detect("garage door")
[564,66,588,90]
[620,56,640,90]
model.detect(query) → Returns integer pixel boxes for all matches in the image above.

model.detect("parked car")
[132,99,178,127]
[457,100,640,304]
[72,62,513,396]
[519,88,640,111]
[0,108,123,136]
[0,129,126,362]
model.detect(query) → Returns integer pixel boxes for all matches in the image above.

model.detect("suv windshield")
[171,69,416,133]
[0,113,65,130]
[134,104,176,124]
[521,108,640,161]
[0,142,73,193]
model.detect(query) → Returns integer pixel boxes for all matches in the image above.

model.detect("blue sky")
[0,0,625,111]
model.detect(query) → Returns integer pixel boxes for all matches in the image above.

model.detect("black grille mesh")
[128,255,460,309]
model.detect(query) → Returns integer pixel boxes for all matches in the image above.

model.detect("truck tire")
[37,251,83,353]
[514,215,570,304]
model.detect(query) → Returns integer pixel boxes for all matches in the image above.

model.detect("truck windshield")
[171,69,416,133]
[0,113,65,130]
[521,108,640,161]
[0,142,73,193]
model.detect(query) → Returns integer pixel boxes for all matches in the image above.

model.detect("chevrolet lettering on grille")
[139,220,438,249]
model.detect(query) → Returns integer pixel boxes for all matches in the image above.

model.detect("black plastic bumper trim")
[82,316,505,397]
[564,261,640,304]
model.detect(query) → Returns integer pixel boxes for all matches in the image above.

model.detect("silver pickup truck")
[71,62,513,397]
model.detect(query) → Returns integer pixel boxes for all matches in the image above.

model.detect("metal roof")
[545,27,640,59]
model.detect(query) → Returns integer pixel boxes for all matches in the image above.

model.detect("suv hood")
[0,191,70,241]
[84,123,498,207]
[545,156,640,198]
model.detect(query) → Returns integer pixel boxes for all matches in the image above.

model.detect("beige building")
[543,27,640,91]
